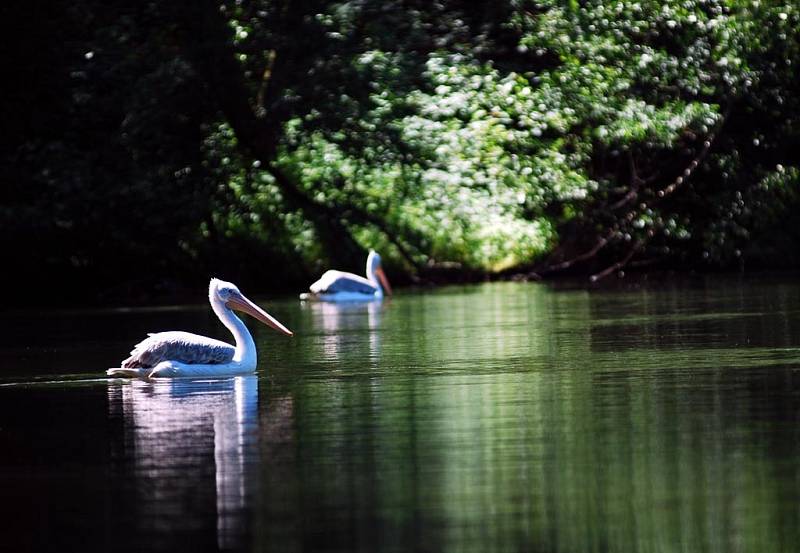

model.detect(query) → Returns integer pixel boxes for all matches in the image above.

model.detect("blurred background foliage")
[2,0,799,303]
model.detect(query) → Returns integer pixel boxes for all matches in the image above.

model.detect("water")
[2,277,800,552]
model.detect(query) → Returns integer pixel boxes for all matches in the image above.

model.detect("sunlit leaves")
[18,0,800,297]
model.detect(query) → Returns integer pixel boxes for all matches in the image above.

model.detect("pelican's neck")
[210,295,257,366]
[365,253,382,297]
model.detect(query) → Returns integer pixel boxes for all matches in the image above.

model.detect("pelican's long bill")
[227,293,293,336]
[375,267,392,296]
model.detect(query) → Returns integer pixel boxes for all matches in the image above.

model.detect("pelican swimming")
[301,250,392,302]
[107,278,292,378]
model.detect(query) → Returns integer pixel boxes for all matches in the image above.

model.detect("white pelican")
[301,250,392,302]
[107,278,293,378]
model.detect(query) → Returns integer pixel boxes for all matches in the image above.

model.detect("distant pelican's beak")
[227,293,294,336]
[375,266,392,296]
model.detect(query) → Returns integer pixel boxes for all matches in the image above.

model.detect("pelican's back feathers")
[121,331,235,368]
[309,270,378,295]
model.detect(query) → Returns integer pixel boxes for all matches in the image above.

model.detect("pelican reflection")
[305,300,384,362]
[107,376,258,551]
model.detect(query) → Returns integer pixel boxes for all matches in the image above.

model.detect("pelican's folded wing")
[309,270,378,295]
[121,331,235,368]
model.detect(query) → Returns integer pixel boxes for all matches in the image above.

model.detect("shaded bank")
[4,0,800,305]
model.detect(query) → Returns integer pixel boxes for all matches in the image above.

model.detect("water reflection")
[107,376,259,551]
[262,282,800,552]
[3,280,800,552]
[304,300,383,363]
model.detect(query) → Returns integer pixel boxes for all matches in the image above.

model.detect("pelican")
[301,250,392,302]
[107,278,293,378]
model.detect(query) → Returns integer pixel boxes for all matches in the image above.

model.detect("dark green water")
[2,278,800,553]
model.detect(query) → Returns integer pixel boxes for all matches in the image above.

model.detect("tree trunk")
[170,0,365,270]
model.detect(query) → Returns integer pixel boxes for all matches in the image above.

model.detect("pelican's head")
[209,278,293,336]
[367,251,392,296]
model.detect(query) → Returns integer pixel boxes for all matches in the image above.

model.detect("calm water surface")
[2,278,800,552]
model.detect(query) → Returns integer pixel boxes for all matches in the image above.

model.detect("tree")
[4,0,800,304]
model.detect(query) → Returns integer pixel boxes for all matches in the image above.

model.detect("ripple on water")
[1,280,800,552]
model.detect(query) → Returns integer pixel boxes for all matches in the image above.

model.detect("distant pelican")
[301,250,392,302]
[107,278,293,378]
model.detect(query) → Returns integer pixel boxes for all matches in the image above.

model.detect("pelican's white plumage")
[302,250,392,302]
[122,331,235,367]
[107,278,292,378]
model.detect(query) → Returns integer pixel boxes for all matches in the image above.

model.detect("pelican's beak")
[375,266,392,296]
[227,293,294,336]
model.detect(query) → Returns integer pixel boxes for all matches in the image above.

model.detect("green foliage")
[274,54,566,272]
[504,0,800,271]
[4,0,800,302]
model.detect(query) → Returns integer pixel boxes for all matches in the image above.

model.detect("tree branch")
[541,104,732,279]
[541,236,609,273]
[589,239,643,282]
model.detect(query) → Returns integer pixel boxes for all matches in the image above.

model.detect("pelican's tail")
[106,367,146,377]
[299,292,319,301]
